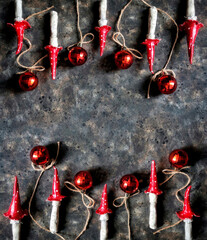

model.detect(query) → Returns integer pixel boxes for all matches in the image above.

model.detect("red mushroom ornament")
[7,0,31,54]
[96,184,112,240]
[179,0,204,64]
[145,161,162,230]
[176,186,200,240]
[95,0,111,56]
[47,167,66,234]
[45,11,63,80]
[142,7,160,74]
[4,176,28,240]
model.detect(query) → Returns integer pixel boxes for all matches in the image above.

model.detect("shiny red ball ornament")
[114,50,133,69]
[120,174,139,194]
[18,72,38,91]
[157,74,177,94]
[169,149,189,168]
[68,46,88,66]
[30,146,50,166]
[74,171,93,190]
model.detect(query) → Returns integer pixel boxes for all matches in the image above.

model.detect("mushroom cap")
[44,45,63,80]
[95,25,111,56]
[96,184,112,215]
[145,160,162,195]
[47,167,66,202]
[179,20,204,64]
[176,186,200,220]
[4,176,28,220]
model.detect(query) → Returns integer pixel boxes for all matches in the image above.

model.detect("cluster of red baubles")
[30,145,189,190]
[18,53,177,95]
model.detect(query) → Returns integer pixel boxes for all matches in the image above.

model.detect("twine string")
[64,181,95,240]
[67,0,94,50]
[160,166,191,204]
[67,33,94,50]
[112,0,143,60]
[116,0,133,33]
[16,37,47,74]
[25,6,54,21]
[112,32,143,59]
[28,142,65,240]
[153,219,183,235]
[113,191,140,240]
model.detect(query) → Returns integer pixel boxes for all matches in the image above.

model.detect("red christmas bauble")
[19,72,38,91]
[157,74,177,94]
[30,146,50,165]
[169,149,188,168]
[68,47,88,66]
[74,171,93,190]
[120,174,139,194]
[114,50,133,69]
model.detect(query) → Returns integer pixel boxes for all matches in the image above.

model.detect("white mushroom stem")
[99,213,109,240]
[50,11,58,47]
[50,201,61,234]
[99,0,108,27]
[15,0,23,21]
[149,193,157,230]
[10,220,21,240]
[184,219,193,240]
[147,7,158,39]
[187,0,197,20]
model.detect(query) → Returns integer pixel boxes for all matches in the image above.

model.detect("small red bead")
[30,146,50,166]
[19,72,38,91]
[157,74,177,94]
[68,47,88,66]
[120,174,139,194]
[74,171,93,190]
[114,50,133,69]
[169,149,188,168]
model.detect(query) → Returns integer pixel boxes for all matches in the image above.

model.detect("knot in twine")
[147,69,176,99]
[67,0,94,51]
[16,6,54,75]
[67,33,94,50]
[112,32,143,60]
[29,142,65,240]
[64,181,95,240]
[113,191,140,240]
[153,166,191,235]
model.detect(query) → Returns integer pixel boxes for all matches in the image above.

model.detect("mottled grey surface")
[0,0,207,239]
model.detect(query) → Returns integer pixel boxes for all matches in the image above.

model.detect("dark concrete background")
[0,0,206,239]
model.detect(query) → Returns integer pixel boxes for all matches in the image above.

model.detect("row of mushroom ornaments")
[4,162,199,240]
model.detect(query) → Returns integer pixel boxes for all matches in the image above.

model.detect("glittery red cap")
[179,20,204,64]
[96,184,112,215]
[176,186,200,220]
[47,167,66,202]
[145,160,163,195]
[95,25,111,56]
[4,176,28,220]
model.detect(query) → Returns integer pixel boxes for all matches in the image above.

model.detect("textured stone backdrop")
[0,0,207,239]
